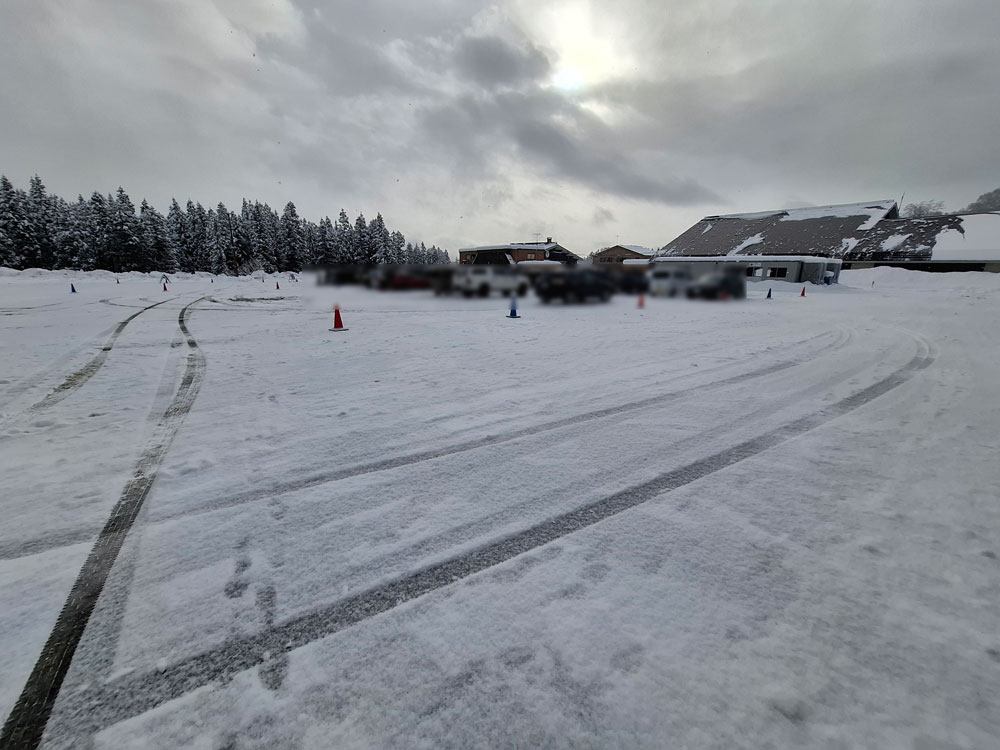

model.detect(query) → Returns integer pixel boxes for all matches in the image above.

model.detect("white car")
[648,266,692,297]
[454,266,529,297]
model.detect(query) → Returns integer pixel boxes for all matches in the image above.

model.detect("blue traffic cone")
[71,283,77,294]
[766,287,771,299]
[507,295,520,319]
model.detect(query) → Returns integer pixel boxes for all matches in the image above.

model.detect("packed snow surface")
[1,267,999,748]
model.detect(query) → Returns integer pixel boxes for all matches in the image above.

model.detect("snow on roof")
[660,200,898,260]
[459,242,558,252]
[728,233,764,256]
[848,213,1000,263]
[617,244,656,256]
[654,255,842,265]
[709,200,897,225]
[930,213,1000,261]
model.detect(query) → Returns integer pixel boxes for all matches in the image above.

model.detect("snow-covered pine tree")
[139,200,176,272]
[107,187,142,272]
[166,199,188,272]
[87,192,112,271]
[279,201,305,272]
[211,203,236,275]
[258,203,282,272]
[334,209,353,263]
[388,229,406,264]
[370,213,393,264]
[183,201,212,272]
[354,213,370,264]
[0,176,26,268]
[52,196,90,269]
[315,216,335,265]
[27,175,57,269]
[227,208,255,275]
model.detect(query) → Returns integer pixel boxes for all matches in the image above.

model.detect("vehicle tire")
[478,284,490,297]
[516,283,528,297]
[463,290,473,298]
[540,295,551,304]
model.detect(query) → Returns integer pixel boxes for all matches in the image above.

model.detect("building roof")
[850,212,1000,262]
[653,255,842,265]
[459,242,560,253]
[597,244,657,257]
[658,200,899,259]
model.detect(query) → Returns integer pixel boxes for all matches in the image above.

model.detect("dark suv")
[534,269,616,303]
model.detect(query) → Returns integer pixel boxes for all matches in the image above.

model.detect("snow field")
[0,267,998,748]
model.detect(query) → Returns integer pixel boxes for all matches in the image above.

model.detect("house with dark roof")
[656,200,1000,279]
[591,244,657,264]
[458,238,580,265]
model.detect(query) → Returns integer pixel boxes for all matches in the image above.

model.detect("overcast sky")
[2,0,999,254]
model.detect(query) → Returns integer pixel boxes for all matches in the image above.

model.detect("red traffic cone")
[163,282,168,292]
[637,293,645,309]
[116,278,120,284]
[330,305,348,332]
[800,287,806,297]
[210,278,214,283]
[276,282,280,290]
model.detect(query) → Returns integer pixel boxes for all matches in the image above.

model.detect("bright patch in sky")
[526,1,629,90]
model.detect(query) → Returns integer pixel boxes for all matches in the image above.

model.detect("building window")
[768,267,787,278]
[527,253,535,260]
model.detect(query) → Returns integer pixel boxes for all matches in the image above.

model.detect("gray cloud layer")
[1,0,998,252]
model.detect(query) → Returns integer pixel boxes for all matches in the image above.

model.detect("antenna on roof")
[532,232,541,243]
[899,192,905,209]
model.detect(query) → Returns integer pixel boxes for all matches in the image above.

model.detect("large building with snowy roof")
[656,200,1000,275]
[458,238,580,265]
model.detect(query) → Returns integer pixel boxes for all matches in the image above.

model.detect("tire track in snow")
[50,334,932,742]
[151,327,852,524]
[0,297,208,750]
[0,328,847,562]
[23,297,180,413]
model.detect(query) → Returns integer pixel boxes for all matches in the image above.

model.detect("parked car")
[454,266,529,297]
[534,269,616,303]
[616,270,649,294]
[685,268,747,300]
[647,265,692,297]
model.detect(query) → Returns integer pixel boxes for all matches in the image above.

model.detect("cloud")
[1,0,999,254]
[592,207,615,225]
[452,35,550,87]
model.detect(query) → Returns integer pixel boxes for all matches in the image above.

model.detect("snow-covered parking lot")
[1,268,999,748]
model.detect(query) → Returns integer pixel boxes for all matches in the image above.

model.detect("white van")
[454,266,529,297]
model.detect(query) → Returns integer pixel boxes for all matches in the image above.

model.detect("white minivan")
[454,266,529,297]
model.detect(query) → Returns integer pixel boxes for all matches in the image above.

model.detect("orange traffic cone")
[163,282,168,292]
[638,293,645,309]
[330,305,348,332]
[800,287,806,297]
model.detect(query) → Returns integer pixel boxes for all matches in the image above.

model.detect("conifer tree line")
[0,174,450,274]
